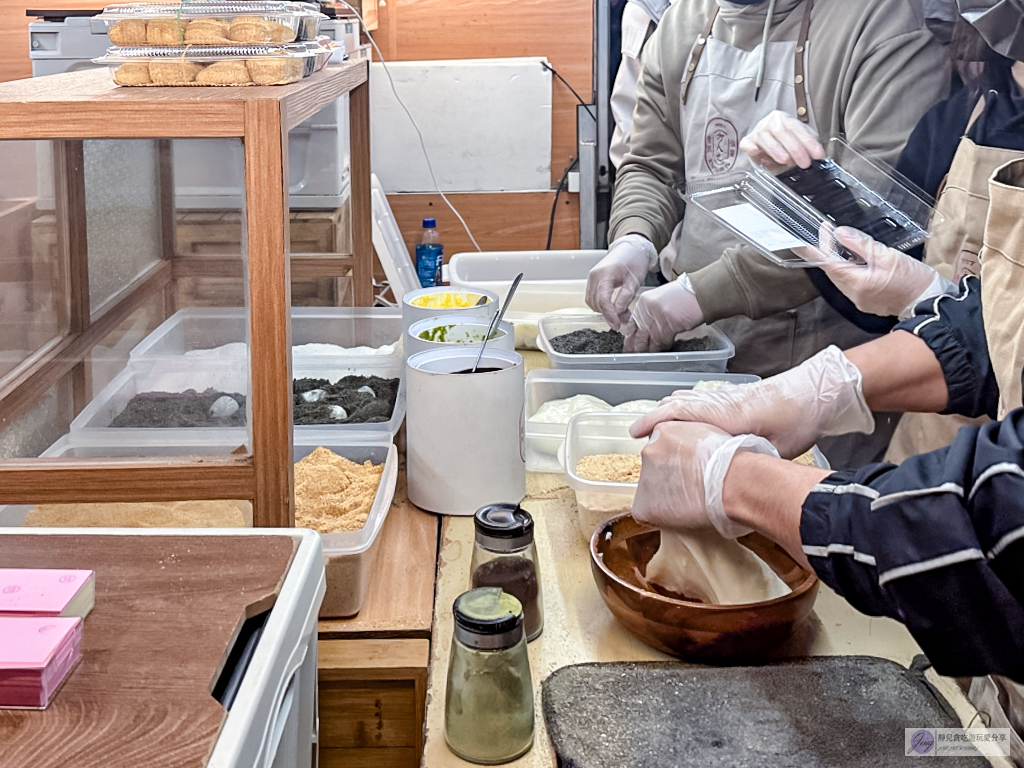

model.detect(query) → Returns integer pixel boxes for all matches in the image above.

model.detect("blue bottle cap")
[422,217,436,228]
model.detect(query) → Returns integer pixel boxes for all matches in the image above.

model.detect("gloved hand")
[629,345,875,459]
[585,234,659,330]
[632,421,779,538]
[805,225,955,319]
[622,274,704,352]
[740,109,825,172]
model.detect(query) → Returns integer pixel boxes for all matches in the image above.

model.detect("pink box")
[0,616,83,708]
[0,569,95,618]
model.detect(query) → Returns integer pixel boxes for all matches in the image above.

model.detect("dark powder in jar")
[550,328,720,355]
[293,375,399,425]
[471,556,542,640]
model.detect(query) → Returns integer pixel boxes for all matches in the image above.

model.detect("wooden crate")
[318,639,428,768]
[175,207,352,307]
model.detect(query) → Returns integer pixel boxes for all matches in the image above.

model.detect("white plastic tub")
[130,307,404,374]
[406,314,514,358]
[564,412,645,545]
[70,357,406,445]
[297,436,399,618]
[525,370,759,473]
[447,249,605,313]
[401,286,497,343]
[537,313,735,373]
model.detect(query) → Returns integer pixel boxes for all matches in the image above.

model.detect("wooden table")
[422,472,1012,768]
[0,531,298,768]
[316,461,440,768]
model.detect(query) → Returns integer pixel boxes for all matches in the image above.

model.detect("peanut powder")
[575,453,642,483]
[294,446,384,534]
[24,499,250,527]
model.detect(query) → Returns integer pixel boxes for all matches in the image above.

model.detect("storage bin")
[447,249,605,313]
[536,313,734,373]
[68,356,405,444]
[564,412,646,545]
[525,370,759,473]
[294,436,398,618]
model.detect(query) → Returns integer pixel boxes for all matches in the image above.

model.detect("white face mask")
[957,0,1024,60]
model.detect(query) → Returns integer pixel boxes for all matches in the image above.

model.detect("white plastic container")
[564,412,645,545]
[525,370,759,473]
[401,286,497,344]
[406,347,525,515]
[297,437,399,618]
[537,313,735,373]
[130,307,403,372]
[406,314,514,358]
[447,249,606,313]
[68,357,406,445]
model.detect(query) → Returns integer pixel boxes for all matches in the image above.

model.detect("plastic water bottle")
[415,218,444,288]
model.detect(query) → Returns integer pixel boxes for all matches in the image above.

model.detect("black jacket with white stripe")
[800,277,1024,681]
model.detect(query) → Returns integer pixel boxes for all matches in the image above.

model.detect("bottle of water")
[415,218,444,288]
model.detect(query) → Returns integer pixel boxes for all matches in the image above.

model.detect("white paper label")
[715,203,809,252]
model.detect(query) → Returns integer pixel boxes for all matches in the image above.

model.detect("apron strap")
[793,0,813,123]
[681,7,718,105]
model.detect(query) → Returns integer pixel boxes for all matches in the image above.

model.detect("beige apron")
[884,134,1023,464]
[669,0,875,379]
[969,156,1024,768]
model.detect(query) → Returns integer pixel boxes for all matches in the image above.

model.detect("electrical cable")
[337,0,482,251]
[540,61,596,121]
[546,156,578,250]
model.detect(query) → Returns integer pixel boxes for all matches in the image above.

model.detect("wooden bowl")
[590,513,819,662]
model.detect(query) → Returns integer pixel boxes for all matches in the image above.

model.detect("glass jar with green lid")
[444,587,535,764]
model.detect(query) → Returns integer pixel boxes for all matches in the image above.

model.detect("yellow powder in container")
[24,500,250,527]
[409,292,484,309]
[295,446,384,534]
[575,453,642,483]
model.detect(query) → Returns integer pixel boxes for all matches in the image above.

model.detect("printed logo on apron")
[704,117,739,173]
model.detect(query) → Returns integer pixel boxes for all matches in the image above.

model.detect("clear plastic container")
[68,357,405,444]
[564,412,646,545]
[684,137,936,269]
[525,370,759,472]
[536,313,734,373]
[97,1,327,46]
[447,249,606,313]
[300,437,399,618]
[95,41,333,87]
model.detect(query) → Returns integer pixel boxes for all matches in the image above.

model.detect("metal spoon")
[471,272,523,373]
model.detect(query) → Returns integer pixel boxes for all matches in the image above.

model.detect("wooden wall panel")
[387,190,579,257]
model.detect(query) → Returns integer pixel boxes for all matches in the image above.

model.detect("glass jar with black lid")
[470,503,544,641]
[444,587,535,764]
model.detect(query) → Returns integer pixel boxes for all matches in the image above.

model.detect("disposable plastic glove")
[629,345,874,459]
[804,225,956,320]
[585,234,659,330]
[740,109,825,173]
[632,421,779,538]
[622,274,704,353]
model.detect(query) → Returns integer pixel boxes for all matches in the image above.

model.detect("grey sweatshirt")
[610,0,949,323]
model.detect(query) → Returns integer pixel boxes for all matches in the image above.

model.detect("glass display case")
[0,60,374,527]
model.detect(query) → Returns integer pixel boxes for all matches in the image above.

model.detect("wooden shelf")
[0,63,375,525]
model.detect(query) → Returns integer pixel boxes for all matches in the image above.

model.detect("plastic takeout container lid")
[683,136,936,269]
[97,41,326,61]
[98,1,326,19]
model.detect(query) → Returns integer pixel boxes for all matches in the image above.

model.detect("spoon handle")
[472,272,523,372]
